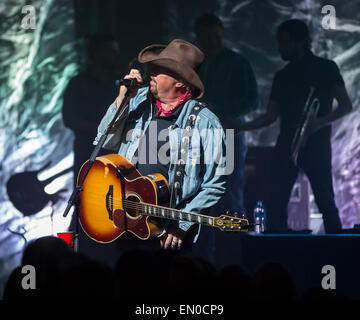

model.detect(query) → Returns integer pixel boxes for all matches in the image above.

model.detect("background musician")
[238,19,353,233]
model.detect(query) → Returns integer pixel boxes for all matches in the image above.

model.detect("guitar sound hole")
[125,195,140,217]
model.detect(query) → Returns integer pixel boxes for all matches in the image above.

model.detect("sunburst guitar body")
[78,154,250,243]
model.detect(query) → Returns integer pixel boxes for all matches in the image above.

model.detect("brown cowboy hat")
[138,39,205,98]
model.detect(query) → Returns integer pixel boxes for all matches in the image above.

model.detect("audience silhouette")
[250,261,298,300]
[3,235,353,301]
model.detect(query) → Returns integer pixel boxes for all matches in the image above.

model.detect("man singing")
[94,39,228,252]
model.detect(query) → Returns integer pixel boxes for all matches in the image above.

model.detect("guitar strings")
[92,196,213,223]
[79,192,223,224]
[80,193,246,227]
[81,192,213,218]
[95,200,212,224]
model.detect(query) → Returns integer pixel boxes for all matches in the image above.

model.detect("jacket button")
[182,136,189,144]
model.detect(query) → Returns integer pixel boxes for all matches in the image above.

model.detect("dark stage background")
[0,0,359,297]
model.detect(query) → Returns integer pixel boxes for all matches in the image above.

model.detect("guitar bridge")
[106,185,113,220]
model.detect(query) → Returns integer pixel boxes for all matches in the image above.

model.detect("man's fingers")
[160,234,167,248]
[177,239,183,250]
[162,234,173,249]
[128,69,143,83]
[160,224,185,250]
[170,236,182,250]
[160,233,183,250]
[171,238,177,249]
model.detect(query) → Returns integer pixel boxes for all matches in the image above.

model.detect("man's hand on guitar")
[160,224,185,250]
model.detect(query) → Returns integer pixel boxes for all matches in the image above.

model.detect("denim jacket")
[94,87,227,241]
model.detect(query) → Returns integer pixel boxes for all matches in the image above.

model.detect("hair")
[174,77,197,97]
[84,32,116,59]
[277,19,311,50]
[177,78,195,95]
[194,13,223,34]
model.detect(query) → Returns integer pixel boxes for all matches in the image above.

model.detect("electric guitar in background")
[77,154,250,243]
[291,87,320,165]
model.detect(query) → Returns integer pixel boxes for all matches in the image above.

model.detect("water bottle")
[253,200,266,234]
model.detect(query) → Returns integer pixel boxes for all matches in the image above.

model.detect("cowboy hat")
[138,39,205,98]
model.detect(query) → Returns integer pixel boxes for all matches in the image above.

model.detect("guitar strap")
[169,102,205,209]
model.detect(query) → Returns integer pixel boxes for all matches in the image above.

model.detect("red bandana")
[156,91,192,116]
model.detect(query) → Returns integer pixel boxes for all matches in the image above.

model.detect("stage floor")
[213,232,360,299]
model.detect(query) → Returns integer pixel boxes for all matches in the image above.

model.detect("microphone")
[115,78,142,87]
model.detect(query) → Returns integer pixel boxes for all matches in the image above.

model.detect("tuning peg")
[234,212,238,217]
[226,210,230,215]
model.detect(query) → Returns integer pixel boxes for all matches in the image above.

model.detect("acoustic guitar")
[77,154,250,243]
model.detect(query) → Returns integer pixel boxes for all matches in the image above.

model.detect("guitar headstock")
[214,212,250,232]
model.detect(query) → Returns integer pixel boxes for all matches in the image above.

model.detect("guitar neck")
[124,201,215,227]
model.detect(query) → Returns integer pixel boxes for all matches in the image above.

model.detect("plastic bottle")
[254,200,266,234]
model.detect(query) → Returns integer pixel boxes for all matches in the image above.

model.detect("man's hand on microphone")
[116,69,143,108]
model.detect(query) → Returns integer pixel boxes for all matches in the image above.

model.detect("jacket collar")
[129,86,199,129]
